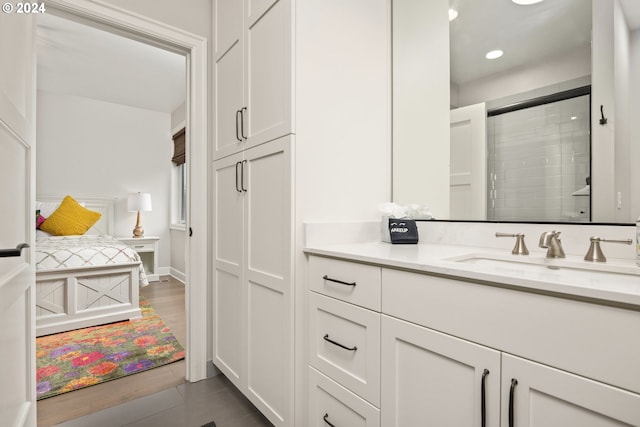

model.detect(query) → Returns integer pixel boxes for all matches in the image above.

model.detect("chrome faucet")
[539,231,565,258]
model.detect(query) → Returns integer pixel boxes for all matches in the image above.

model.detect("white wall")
[613,0,632,223]
[170,101,186,282]
[631,29,640,220]
[454,47,591,108]
[392,0,450,216]
[101,0,210,39]
[36,90,173,270]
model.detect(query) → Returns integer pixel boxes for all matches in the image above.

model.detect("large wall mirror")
[392,0,640,224]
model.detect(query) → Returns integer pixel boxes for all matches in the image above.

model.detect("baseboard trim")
[170,267,186,284]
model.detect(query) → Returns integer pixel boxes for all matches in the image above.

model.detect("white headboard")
[36,195,116,235]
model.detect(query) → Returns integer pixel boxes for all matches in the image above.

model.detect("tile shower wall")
[487,94,590,222]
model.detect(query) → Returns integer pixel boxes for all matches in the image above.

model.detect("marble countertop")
[304,242,640,307]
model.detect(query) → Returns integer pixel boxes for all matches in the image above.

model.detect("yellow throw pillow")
[39,196,102,236]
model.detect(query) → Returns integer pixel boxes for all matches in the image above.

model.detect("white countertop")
[304,242,640,308]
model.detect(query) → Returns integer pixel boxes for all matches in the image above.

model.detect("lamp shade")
[127,192,152,212]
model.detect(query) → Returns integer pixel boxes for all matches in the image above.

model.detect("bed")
[35,196,147,337]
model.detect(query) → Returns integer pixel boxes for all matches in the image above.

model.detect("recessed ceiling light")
[512,0,544,5]
[485,50,504,60]
[448,8,458,21]
[571,116,578,120]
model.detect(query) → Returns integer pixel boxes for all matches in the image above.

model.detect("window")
[172,128,186,225]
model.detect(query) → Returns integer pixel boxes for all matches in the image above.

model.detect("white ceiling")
[449,0,591,86]
[37,13,186,114]
[450,0,640,87]
[37,2,640,111]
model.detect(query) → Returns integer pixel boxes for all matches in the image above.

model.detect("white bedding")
[36,235,149,286]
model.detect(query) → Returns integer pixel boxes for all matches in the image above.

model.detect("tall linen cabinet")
[212,0,390,426]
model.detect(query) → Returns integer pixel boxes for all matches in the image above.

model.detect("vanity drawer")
[309,255,381,311]
[308,367,380,427]
[309,292,381,406]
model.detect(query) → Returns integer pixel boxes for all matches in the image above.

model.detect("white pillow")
[36,229,52,239]
[36,201,62,218]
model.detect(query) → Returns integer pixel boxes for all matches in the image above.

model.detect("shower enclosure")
[486,87,591,222]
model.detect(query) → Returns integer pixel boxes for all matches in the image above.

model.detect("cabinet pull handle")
[235,110,242,142]
[323,413,336,427]
[235,161,242,192]
[481,369,489,427]
[0,243,29,258]
[241,160,247,192]
[240,107,247,140]
[322,275,356,287]
[509,378,518,427]
[323,334,357,351]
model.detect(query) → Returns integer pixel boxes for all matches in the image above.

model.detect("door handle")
[235,109,242,142]
[241,160,247,192]
[235,161,242,192]
[0,243,30,258]
[240,107,247,140]
[509,378,518,427]
[481,369,489,427]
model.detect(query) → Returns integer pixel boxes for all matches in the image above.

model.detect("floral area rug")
[36,298,185,400]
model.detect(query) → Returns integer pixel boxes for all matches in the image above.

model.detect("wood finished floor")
[37,276,272,427]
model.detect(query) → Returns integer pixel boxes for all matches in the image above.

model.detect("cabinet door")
[212,153,245,389]
[244,0,292,148]
[381,315,501,427]
[243,136,292,426]
[502,354,640,427]
[214,0,245,159]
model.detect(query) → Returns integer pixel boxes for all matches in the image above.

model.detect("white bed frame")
[35,196,142,337]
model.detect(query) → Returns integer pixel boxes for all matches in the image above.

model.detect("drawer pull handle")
[481,369,489,427]
[322,275,356,287]
[323,334,357,352]
[509,378,518,427]
[323,413,336,427]
[134,245,145,248]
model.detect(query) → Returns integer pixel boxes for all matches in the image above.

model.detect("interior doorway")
[34,0,208,420]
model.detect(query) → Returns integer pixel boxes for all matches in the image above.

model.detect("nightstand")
[117,236,160,282]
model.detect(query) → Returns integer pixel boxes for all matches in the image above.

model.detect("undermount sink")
[445,253,640,286]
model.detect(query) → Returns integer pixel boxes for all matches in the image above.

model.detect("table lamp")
[127,192,152,238]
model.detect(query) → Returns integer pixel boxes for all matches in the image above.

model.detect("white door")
[502,354,640,427]
[212,152,245,389]
[0,12,37,427]
[213,0,245,159]
[244,137,292,426]
[450,102,486,220]
[381,315,501,427]
[244,0,292,148]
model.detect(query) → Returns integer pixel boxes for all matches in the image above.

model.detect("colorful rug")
[36,298,185,400]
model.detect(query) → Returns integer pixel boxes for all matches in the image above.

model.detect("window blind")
[172,128,186,165]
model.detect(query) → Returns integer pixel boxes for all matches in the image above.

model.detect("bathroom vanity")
[305,234,640,426]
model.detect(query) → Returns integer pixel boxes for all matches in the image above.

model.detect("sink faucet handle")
[584,236,633,262]
[495,232,529,255]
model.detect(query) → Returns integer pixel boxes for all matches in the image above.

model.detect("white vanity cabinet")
[381,268,640,427]
[213,137,292,426]
[307,254,640,426]
[213,0,292,160]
